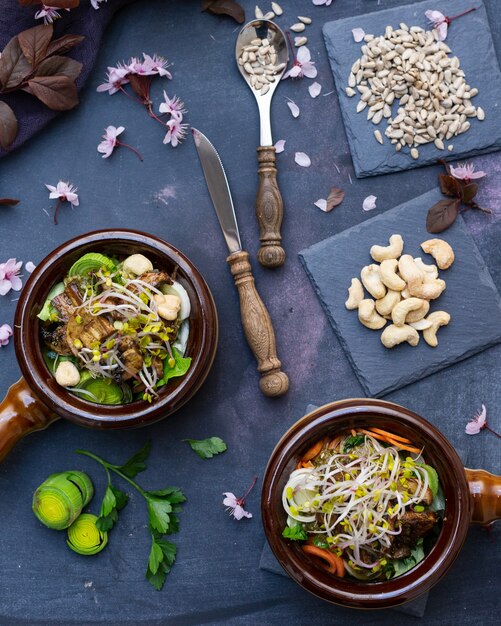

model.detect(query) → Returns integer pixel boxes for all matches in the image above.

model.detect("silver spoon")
[235,19,289,268]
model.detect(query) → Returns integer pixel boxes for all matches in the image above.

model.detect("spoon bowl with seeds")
[235,19,289,268]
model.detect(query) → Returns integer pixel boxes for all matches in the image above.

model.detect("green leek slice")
[68,253,116,277]
[72,378,130,405]
[32,471,94,530]
[67,514,108,556]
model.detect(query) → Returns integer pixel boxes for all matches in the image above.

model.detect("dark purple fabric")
[0,0,136,158]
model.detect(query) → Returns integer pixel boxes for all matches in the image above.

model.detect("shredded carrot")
[351,429,357,436]
[302,438,326,462]
[302,545,345,577]
[328,436,342,450]
[301,460,314,469]
[361,429,420,454]
[368,427,412,444]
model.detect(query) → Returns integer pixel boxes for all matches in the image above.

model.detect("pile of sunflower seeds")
[346,23,485,158]
[238,38,286,95]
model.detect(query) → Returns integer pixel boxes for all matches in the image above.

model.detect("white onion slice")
[173,320,189,356]
[162,280,191,320]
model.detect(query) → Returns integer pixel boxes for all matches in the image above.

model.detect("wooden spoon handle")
[256,146,285,268]
[227,251,289,397]
[0,377,59,462]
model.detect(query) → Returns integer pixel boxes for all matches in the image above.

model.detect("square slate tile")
[299,188,501,397]
[323,0,501,177]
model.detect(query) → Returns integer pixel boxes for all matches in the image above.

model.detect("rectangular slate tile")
[299,188,501,397]
[323,0,501,177]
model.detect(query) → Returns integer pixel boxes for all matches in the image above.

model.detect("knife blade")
[192,127,289,398]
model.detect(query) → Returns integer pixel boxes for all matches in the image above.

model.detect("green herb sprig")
[282,524,308,541]
[76,442,185,590]
[183,436,227,459]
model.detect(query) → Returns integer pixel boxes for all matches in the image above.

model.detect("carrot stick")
[302,545,345,577]
[368,427,412,444]
[302,438,326,462]
[351,429,357,436]
[361,430,420,454]
[301,461,314,469]
[328,436,342,450]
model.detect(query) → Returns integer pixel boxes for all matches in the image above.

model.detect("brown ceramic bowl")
[0,229,218,460]
[262,399,501,610]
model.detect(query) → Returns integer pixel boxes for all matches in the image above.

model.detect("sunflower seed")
[374,130,383,144]
[255,5,263,18]
[295,36,308,47]
[477,106,485,120]
[271,2,283,16]
[346,87,356,97]
[263,11,275,20]
[298,16,312,24]
[290,23,305,32]
[411,148,419,159]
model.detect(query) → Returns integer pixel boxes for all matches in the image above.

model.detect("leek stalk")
[67,514,108,555]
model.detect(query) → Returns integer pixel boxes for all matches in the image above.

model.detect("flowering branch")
[465,405,501,439]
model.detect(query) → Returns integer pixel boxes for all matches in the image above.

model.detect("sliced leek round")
[67,514,108,555]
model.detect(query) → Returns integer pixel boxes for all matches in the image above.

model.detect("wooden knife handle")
[0,377,59,462]
[256,146,285,268]
[227,251,289,397]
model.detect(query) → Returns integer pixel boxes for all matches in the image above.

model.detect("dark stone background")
[0,1,499,624]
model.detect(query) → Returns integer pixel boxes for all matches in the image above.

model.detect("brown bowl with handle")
[262,399,500,609]
[0,229,218,461]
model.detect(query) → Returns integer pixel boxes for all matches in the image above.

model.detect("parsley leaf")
[145,488,186,534]
[119,441,151,478]
[146,537,177,590]
[156,348,191,388]
[183,436,227,459]
[343,435,365,452]
[282,524,308,541]
[96,484,128,532]
[312,536,329,549]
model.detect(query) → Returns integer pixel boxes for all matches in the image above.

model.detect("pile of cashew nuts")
[345,235,454,349]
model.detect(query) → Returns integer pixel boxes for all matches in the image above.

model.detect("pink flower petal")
[296,46,311,64]
[436,21,448,41]
[352,28,365,43]
[287,100,300,118]
[314,199,328,211]
[302,64,318,79]
[25,262,36,273]
[308,82,322,98]
[425,10,446,22]
[362,195,377,211]
[274,139,286,153]
[295,152,311,167]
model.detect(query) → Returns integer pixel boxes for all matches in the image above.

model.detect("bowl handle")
[0,377,59,462]
[465,468,501,525]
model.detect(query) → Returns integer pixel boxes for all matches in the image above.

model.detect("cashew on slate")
[345,234,454,350]
[423,311,451,347]
[421,239,455,270]
[345,278,364,310]
[381,324,419,348]
[361,264,386,299]
[370,234,404,262]
[358,299,387,330]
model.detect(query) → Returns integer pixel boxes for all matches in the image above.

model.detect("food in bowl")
[38,251,191,405]
[281,426,443,581]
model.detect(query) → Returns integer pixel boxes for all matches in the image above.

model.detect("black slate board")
[299,188,501,397]
[323,0,501,178]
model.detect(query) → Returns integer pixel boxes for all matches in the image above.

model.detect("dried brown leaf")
[18,24,53,67]
[0,198,20,205]
[204,0,245,23]
[27,75,78,111]
[326,186,345,211]
[46,34,85,57]
[438,174,462,198]
[426,198,460,234]
[0,101,19,150]
[0,37,32,90]
[128,74,149,100]
[36,56,83,82]
[461,182,478,204]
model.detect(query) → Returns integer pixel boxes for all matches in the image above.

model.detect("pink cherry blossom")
[0,259,22,296]
[222,477,257,520]
[129,54,172,78]
[96,65,130,95]
[34,6,69,25]
[283,46,317,79]
[0,324,13,347]
[97,125,125,158]
[312,0,333,6]
[425,10,448,41]
[45,181,79,224]
[159,91,187,120]
[163,117,188,148]
[465,404,487,435]
[450,162,487,183]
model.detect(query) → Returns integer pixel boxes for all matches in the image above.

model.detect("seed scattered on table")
[272,2,283,16]
[263,11,275,20]
[346,23,484,159]
[290,23,305,33]
[295,36,308,47]
[238,37,285,92]
[255,5,263,19]
[374,130,383,144]
[298,16,312,25]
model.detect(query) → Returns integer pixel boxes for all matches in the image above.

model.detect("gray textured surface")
[323,0,501,177]
[299,187,501,396]
[0,1,500,625]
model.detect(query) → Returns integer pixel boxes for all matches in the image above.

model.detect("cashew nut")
[423,311,451,347]
[405,299,430,323]
[409,318,433,331]
[55,361,80,387]
[345,278,364,310]
[398,255,424,290]
[370,234,404,262]
[153,293,181,321]
[379,259,407,291]
[414,257,438,279]
[375,290,401,316]
[401,287,410,299]
[409,278,446,300]
[361,265,386,299]
[381,324,419,348]
[123,254,154,276]
[421,239,455,270]
[391,297,426,326]
[358,299,387,330]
